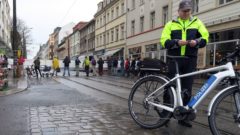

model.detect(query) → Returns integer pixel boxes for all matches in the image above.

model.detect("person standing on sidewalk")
[113,57,118,76]
[3,55,8,68]
[124,58,130,77]
[91,57,97,76]
[160,0,209,127]
[120,57,124,76]
[97,57,104,76]
[34,57,42,78]
[63,56,71,77]
[130,58,136,76]
[52,56,59,76]
[107,56,112,75]
[75,57,81,77]
[83,56,90,77]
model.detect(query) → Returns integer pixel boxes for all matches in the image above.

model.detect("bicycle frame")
[146,62,236,112]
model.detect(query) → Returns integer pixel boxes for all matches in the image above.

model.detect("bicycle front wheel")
[128,75,175,129]
[209,87,240,135]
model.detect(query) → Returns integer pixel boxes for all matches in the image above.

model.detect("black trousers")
[35,66,42,78]
[85,65,89,76]
[167,57,197,105]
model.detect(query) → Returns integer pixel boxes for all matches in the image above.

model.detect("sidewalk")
[0,70,28,96]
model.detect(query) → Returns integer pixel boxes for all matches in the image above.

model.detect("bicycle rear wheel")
[128,75,174,129]
[209,87,240,135]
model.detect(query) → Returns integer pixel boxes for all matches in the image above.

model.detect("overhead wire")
[58,0,78,25]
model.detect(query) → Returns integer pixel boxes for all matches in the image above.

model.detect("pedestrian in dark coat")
[34,57,42,78]
[63,56,71,77]
[97,58,104,76]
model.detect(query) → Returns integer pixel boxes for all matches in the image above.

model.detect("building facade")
[56,23,75,59]
[70,21,87,58]
[0,0,11,56]
[49,27,61,59]
[79,19,95,57]
[126,0,171,60]
[95,0,127,59]
[57,38,68,60]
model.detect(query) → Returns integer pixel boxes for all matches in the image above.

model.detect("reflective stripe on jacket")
[160,16,209,57]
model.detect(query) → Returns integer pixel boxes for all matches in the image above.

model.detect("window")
[140,0,144,5]
[219,0,233,5]
[192,0,199,13]
[2,11,4,25]
[116,6,119,17]
[129,47,142,58]
[140,16,144,32]
[111,29,114,42]
[150,11,155,29]
[115,27,119,41]
[103,33,106,45]
[121,2,125,14]
[120,24,125,40]
[163,6,168,25]
[103,15,106,25]
[100,35,102,45]
[96,36,99,47]
[106,31,109,44]
[107,12,110,22]
[97,19,99,28]
[132,0,135,9]
[146,44,157,52]
[111,9,114,20]
[100,18,102,27]
[131,20,135,36]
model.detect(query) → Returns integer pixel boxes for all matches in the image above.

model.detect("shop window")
[129,47,141,58]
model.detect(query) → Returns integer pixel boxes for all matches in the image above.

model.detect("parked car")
[139,58,168,77]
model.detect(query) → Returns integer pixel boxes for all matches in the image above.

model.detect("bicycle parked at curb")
[128,45,240,135]
[26,65,36,78]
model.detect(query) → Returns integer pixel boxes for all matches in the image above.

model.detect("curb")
[0,88,27,96]
[0,77,28,97]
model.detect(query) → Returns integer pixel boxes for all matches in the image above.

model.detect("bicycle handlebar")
[219,44,240,64]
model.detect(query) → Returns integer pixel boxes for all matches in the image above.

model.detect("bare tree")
[11,18,33,58]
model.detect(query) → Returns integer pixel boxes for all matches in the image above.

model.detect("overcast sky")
[9,0,102,59]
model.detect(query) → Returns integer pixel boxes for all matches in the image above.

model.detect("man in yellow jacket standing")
[52,56,59,76]
[160,0,209,127]
[83,56,90,77]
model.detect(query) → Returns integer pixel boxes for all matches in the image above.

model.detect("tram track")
[58,76,237,135]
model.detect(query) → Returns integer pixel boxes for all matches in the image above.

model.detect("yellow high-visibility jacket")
[160,16,209,57]
[52,58,59,69]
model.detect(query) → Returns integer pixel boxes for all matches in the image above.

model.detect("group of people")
[31,55,104,78]
[81,56,104,77]
[106,56,142,77]
[0,55,8,68]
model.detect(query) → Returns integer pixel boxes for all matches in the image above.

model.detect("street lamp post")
[12,0,18,78]
[22,31,26,58]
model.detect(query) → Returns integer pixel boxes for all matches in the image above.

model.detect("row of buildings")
[36,0,240,68]
[0,0,11,57]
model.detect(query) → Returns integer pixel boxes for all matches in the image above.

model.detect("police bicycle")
[128,45,240,135]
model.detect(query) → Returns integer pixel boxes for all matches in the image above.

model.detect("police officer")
[160,0,209,127]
